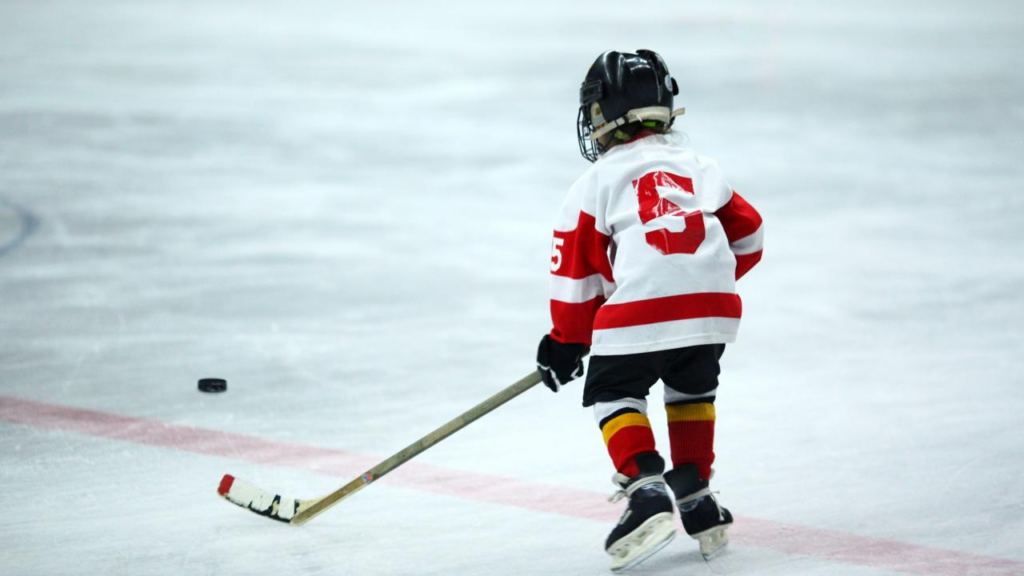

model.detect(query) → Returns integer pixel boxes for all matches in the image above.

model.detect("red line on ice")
[2,395,1020,576]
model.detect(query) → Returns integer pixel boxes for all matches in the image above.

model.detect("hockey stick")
[217,369,544,525]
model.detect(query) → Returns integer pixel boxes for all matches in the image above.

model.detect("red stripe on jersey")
[735,250,763,281]
[593,293,741,330]
[552,211,613,281]
[550,297,606,345]
[716,191,762,243]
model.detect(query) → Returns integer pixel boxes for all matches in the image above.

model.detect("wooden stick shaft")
[293,370,543,524]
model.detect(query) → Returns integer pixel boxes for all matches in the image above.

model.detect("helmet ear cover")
[580,79,603,108]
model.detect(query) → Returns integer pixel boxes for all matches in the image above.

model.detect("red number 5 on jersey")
[633,171,705,255]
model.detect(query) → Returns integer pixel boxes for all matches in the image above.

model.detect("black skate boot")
[605,452,677,572]
[663,463,733,560]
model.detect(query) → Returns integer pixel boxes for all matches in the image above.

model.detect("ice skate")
[605,454,677,572]
[663,464,733,560]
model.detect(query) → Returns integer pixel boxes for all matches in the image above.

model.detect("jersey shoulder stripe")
[551,211,614,282]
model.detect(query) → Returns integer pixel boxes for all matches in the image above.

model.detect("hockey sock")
[594,398,657,477]
[665,402,716,481]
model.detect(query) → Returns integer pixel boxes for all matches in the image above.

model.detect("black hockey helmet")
[576,49,684,162]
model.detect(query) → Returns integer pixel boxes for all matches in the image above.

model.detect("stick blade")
[217,474,307,524]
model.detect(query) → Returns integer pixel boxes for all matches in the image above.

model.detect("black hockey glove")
[536,334,588,393]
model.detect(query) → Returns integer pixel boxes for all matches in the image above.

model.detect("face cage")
[576,106,603,163]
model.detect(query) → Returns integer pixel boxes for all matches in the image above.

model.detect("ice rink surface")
[2,0,1023,574]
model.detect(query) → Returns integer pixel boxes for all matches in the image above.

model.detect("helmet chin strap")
[589,107,686,141]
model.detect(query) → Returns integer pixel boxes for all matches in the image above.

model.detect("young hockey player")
[535,50,764,571]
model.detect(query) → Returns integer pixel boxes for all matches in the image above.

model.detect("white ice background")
[1,1,1023,574]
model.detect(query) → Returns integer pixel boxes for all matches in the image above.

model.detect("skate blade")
[608,513,676,573]
[694,526,730,560]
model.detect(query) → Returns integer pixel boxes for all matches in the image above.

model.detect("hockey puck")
[198,378,227,393]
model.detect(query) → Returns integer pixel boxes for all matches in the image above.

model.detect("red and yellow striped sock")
[600,410,656,477]
[666,402,716,480]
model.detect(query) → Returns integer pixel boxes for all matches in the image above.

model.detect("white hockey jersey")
[549,133,763,356]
